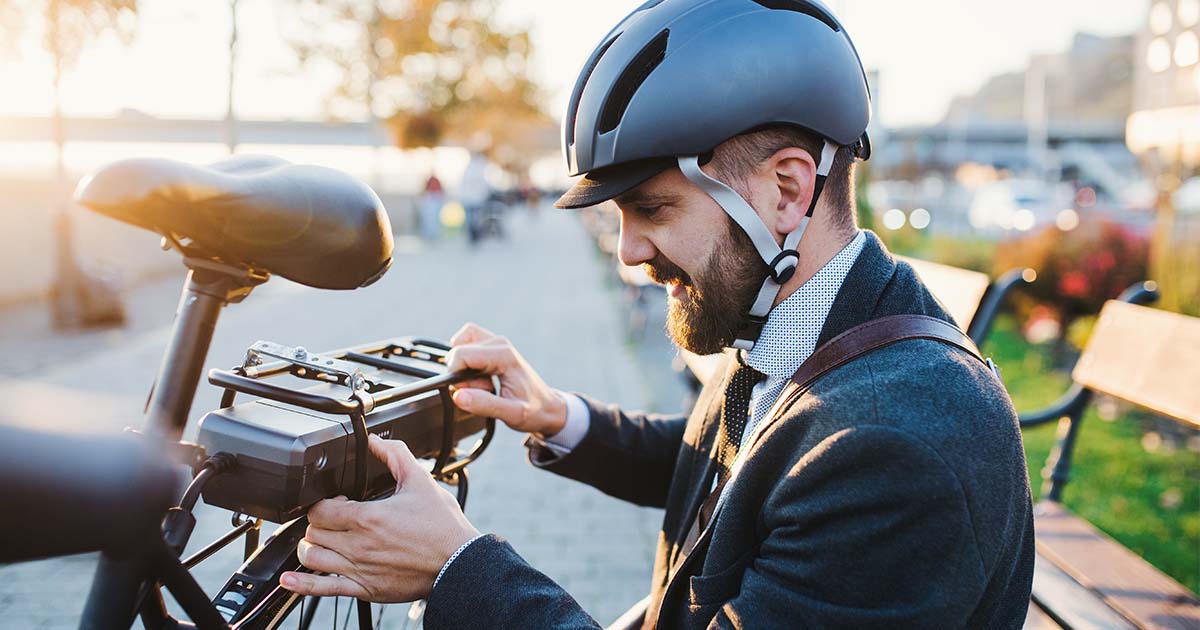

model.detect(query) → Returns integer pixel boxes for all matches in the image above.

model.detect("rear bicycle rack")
[201,336,495,522]
[163,336,496,627]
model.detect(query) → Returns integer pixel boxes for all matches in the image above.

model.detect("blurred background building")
[1128,0,1200,317]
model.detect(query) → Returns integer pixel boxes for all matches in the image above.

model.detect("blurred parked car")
[968,179,1075,232]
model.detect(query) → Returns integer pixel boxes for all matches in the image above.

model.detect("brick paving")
[0,206,690,628]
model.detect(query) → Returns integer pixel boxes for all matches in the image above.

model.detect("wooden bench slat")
[1033,551,1139,630]
[1025,601,1065,630]
[898,256,991,331]
[1072,301,1200,428]
[1034,501,1200,630]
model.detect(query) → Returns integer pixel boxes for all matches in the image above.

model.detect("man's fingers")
[304,523,353,553]
[452,388,524,423]
[296,539,354,575]
[450,377,495,392]
[449,322,496,346]
[445,344,516,375]
[306,496,357,531]
[280,571,369,599]
[368,435,430,489]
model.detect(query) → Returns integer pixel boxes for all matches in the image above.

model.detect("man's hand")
[445,322,568,437]
[279,435,480,602]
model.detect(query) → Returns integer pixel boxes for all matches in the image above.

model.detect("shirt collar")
[744,230,866,379]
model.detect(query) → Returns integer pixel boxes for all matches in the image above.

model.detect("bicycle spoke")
[298,596,321,630]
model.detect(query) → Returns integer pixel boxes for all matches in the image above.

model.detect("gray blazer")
[425,232,1035,629]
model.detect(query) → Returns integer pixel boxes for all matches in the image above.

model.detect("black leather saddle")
[74,155,393,290]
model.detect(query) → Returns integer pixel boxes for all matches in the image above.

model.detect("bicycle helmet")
[555,0,872,350]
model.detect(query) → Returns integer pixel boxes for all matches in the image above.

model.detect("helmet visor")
[554,157,675,209]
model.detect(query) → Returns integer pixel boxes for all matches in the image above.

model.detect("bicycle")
[0,154,497,629]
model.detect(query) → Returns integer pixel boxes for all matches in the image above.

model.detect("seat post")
[82,260,268,628]
[144,260,268,442]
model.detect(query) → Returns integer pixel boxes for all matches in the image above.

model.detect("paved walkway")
[0,206,689,627]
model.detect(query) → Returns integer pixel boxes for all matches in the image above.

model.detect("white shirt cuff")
[540,391,590,453]
[433,533,487,590]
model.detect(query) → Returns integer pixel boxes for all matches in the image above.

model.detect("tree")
[2,0,139,178]
[285,0,555,172]
[4,0,139,327]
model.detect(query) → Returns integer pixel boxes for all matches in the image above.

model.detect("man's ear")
[768,148,817,236]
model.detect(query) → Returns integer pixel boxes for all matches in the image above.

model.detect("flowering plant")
[993,218,1150,332]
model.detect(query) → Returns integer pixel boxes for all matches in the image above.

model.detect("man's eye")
[637,205,662,217]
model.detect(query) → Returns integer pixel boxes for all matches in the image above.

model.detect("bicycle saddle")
[74,155,393,290]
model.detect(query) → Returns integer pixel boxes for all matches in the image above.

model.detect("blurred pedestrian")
[458,140,493,244]
[419,174,443,241]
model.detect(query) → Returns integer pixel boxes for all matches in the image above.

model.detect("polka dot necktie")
[715,356,766,481]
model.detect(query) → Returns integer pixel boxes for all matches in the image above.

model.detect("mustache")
[643,256,692,286]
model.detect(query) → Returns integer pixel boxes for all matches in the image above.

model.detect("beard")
[644,219,766,355]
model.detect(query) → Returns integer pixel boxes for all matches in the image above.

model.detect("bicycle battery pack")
[197,338,489,522]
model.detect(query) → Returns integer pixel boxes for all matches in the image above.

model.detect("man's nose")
[616,213,656,268]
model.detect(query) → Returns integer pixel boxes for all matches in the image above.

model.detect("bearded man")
[281,1,1035,628]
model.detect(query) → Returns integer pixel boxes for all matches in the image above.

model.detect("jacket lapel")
[670,353,737,567]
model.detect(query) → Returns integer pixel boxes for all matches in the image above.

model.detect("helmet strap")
[677,139,838,350]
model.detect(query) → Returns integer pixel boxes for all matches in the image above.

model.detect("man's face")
[613,168,765,355]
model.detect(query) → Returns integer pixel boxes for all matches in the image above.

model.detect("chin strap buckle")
[768,250,799,284]
[732,314,769,351]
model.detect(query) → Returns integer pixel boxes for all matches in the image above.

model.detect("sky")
[0,0,1149,128]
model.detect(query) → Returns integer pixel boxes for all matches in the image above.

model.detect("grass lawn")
[982,316,1200,594]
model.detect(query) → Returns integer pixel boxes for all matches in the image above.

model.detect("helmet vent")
[567,34,621,146]
[598,29,670,134]
[751,0,840,31]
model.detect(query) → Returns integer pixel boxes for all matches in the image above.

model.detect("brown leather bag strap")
[790,314,985,391]
[759,315,986,426]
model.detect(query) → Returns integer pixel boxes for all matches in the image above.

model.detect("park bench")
[1019,288,1200,630]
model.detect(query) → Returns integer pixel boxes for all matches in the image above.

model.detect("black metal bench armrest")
[968,267,1035,344]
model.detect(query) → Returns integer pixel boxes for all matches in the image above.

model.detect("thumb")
[368,435,428,490]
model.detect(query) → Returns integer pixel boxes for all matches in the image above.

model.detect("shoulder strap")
[760,315,986,425]
[791,314,984,391]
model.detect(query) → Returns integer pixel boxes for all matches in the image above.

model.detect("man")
[281,0,1035,627]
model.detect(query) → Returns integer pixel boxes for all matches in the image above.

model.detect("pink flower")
[1060,271,1089,298]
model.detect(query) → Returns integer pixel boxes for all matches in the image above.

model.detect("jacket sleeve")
[424,534,602,630]
[710,426,988,629]
[529,394,687,508]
